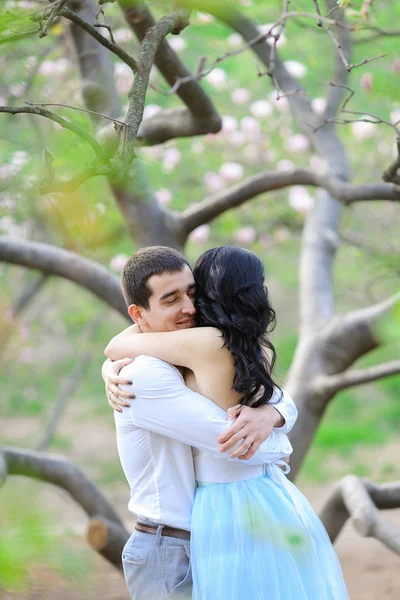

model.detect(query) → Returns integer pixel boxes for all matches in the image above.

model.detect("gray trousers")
[122,525,192,600]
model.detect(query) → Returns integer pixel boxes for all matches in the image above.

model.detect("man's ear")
[128,304,147,326]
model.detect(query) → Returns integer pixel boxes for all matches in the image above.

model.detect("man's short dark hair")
[121,246,191,309]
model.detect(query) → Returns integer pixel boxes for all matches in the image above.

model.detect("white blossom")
[231,88,251,105]
[219,162,244,183]
[110,254,129,272]
[350,120,376,140]
[113,28,133,44]
[155,189,172,207]
[162,148,181,171]
[222,115,238,134]
[250,100,273,119]
[227,33,243,47]
[205,68,227,90]
[204,171,225,192]
[311,97,327,116]
[169,37,187,52]
[285,134,310,154]
[143,104,162,120]
[288,186,314,214]
[284,60,307,79]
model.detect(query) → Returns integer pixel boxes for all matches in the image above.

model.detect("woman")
[104,246,349,600]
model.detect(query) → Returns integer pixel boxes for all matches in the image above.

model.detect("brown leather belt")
[135,521,190,541]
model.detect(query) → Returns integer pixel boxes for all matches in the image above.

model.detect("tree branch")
[314,360,400,395]
[0,237,128,318]
[0,105,105,160]
[0,447,126,528]
[120,3,221,144]
[58,6,138,72]
[320,476,400,555]
[320,292,400,374]
[116,9,190,162]
[178,168,400,235]
[1,447,129,570]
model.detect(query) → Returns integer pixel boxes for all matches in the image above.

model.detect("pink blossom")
[311,97,326,115]
[222,115,238,134]
[162,148,181,171]
[205,68,227,90]
[229,131,246,147]
[273,227,291,243]
[309,156,327,173]
[250,100,272,119]
[360,73,373,94]
[285,134,310,154]
[288,186,314,214]
[240,116,261,140]
[39,58,71,77]
[9,84,24,97]
[110,254,129,272]
[258,24,287,48]
[235,226,257,246]
[219,162,244,183]
[19,347,35,364]
[156,189,172,206]
[204,171,225,192]
[227,33,243,47]
[269,92,289,112]
[243,145,260,161]
[191,140,204,154]
[276,159,295,172]
[143,104,162,120]
[350,121,376,140]
[189,224,210,244]
[231,88,251,105]
[284,60,307,79]
[392,59,400,74]
[114,28,133,44]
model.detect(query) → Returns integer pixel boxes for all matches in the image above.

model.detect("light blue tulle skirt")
[191,465,349,600]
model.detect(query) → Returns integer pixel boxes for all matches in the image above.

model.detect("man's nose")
[182,296,196,315]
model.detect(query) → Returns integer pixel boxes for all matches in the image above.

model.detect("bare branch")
[1,447,129,570]
[57,6,138,72]
[0,237,128,318]
[0,446,126,528]
[320,292,400,374]
[320,476,400,554]
[178,168,400,235]
[314,360,400,395]
[87,517,128,570]
[0,104,105,160]
[121,3,221,144]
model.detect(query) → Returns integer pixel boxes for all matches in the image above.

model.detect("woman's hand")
[102,358,135,412]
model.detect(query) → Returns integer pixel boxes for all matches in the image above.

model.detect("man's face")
[131,266,197,332]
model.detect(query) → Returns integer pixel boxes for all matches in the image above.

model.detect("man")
[102,246,297,600]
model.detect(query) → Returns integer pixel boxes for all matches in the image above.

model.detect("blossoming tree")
[1,0,400,569]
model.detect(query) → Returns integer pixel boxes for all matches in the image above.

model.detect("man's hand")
[102,357,135,412]
[218,404,284,460]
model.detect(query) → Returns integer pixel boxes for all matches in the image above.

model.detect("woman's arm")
[105,326,223,370]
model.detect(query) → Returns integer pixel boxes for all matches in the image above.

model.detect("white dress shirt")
[115,355,297,531]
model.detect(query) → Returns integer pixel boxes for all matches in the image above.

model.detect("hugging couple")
[102,245,349,600]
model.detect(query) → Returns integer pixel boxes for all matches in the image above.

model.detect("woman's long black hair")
[193,246,281,408]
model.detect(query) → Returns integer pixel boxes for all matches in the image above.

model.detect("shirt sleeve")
[117,356,292,465]
[268,387,298,434]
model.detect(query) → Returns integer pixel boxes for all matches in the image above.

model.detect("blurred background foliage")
[0,0,400,587]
